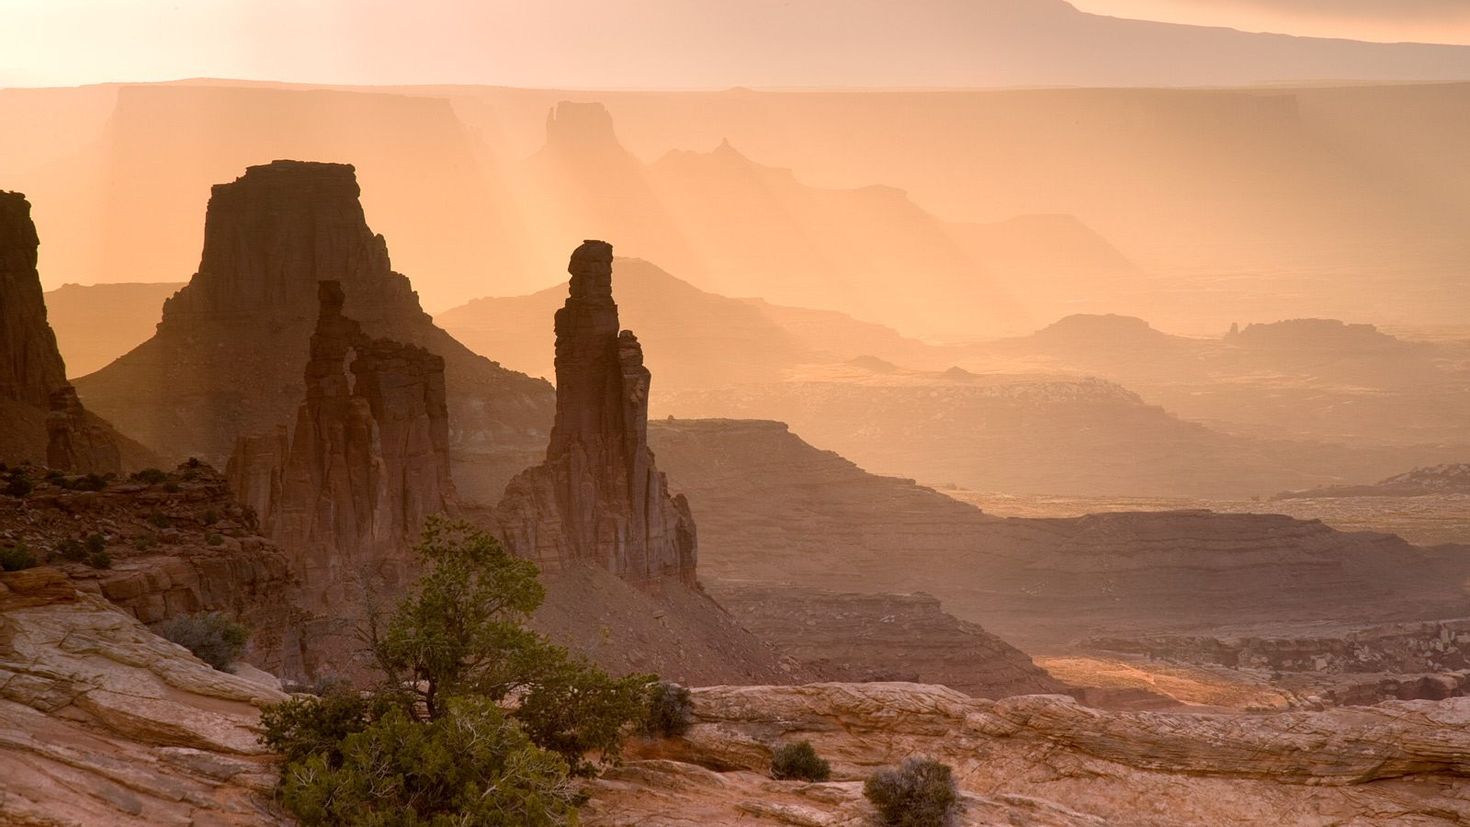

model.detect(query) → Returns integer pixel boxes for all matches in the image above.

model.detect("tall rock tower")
[76,161,553,502]
[0,191,134,472]
[496,241,697,584]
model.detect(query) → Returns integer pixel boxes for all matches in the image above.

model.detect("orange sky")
[2,0,1469,88]
[1077,0,1470,44]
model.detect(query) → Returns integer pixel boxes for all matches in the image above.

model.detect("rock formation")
[496,241,696,585]
[229,281,457,614]
[0,461,301,676]
[75,161,553,503]
[585,682,1470,826]
[0,567,288,825]
[0,191,138,473]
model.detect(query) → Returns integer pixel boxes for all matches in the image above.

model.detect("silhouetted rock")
[497,241,697,584]
[0,191,138,473]
[76,161,553,503]
[230,281,457,614]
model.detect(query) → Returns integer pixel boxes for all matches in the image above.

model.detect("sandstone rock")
[0,191,139,473]
[496,241,696,585]
[230,281,457,623]
[0,580,288,825]
[75,160,553,502]
[595,682,1470,826]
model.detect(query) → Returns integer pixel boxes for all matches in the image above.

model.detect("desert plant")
[84,533,106,554]
[159,611,249,670]
[0,542,37,572]
[4,473,32,498]
[85,550,111,569]
[131,468,168,485]
[277,698,578,827]
[771,740,831,782]
[205,532,223,546]
[261,687,375,768]
[56,538,87,562]
[641,680,694,737]
[863,757,959,827]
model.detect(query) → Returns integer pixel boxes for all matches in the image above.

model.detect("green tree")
[279,697,578,827]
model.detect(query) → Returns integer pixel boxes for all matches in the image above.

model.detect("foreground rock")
[586,682,1470,826]
[75,161,553,503]
[0,568,287,826]
[0,191,149,473]
[496,240,696,584]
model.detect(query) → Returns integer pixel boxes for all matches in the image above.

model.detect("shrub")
[641,680,693,737]
[277,698,578,827]
[149,512,171,529]
[76,473,108,491]
[4,473,32,498]
[131,468,168,485]
[261,688,374,768]
[771,740,831,782]
[159,611,249,670]
[84,533,106,554]
[133,533,158,551]
[0,542,37,572]
[206,532,223,546]
[863,758,959,827]
[56,538,87,562]
[514,649,653,775]
[85,550,111,569]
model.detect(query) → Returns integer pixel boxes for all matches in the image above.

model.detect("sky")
[2,0,1469,88]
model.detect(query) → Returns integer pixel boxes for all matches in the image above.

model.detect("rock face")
[0,191,136,473]
[709,584,1063,698]
[496,241,697,585]
[585,682,1470,826]
[229,281,457,616]
[75,161,553,503]
[0,567,289,826]
[0,462,301,676]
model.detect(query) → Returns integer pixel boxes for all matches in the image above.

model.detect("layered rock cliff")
[228,281,457,618]
[75,161,553,502]
[496,241,696,584]
[0,191,139,473]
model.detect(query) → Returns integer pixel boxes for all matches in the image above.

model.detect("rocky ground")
[587,683,1470,826]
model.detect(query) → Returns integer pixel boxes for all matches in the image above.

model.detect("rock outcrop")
[1,191,141,473]
[0,567,288,826]
[75,161,554,503]
[496,241,696,585]
[229,281,457,617]
[709,584,1064,698]
[585,682,1470,826]
[0,462,302,676]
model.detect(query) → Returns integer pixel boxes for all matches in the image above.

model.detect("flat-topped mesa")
[161,160,420,327]
[0,191,125,473]
[497,241,697,585]
[230,280,458,613]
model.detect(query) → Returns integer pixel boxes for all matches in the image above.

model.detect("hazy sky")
[2,0,1469,88]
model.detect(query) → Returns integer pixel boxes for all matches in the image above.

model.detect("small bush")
[863,757,959,827]
[160,611,249,671]
[0,543,37,572]
[261,688,373,767]
[641,680,693,737]
[76,473,108,492]
[149,512,171,529]
[205,532,223,546]
[133,533,158,551]
[131,468,168,485]
[57,538,87,562]
[4,474,32,498]
[771,740,831,782]
[84,533,106,554]
[85,551,111,569]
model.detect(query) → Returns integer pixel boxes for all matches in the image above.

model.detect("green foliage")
[278,698,578,827]
[514,648,653,775]
[56,538,86,562]
[206,532,223,546]
[369,517,547,717]
[261,689,374,768]
[863,758,959,827]
[771,740,831,782]
[63,473,108,492]
[4,472,32,498]
[159,611,249,670]
[641,680,693,737]
[0,542,37,572]
[133,533,158,551]
[85,550,111,569]
[131,468,169,485]
[84,533,106,554]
